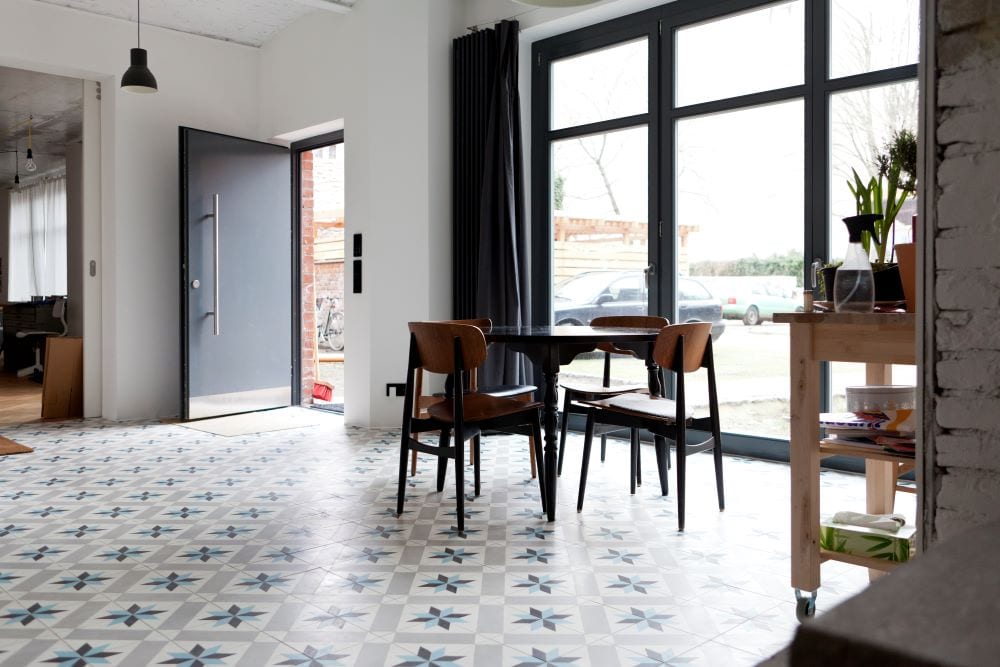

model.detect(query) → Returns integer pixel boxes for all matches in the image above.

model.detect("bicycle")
[316,296,345,352]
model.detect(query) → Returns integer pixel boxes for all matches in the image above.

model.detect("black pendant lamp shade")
[122,47,157,93]
[121,0,157,93]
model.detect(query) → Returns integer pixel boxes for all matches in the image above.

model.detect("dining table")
[484,325,662,520]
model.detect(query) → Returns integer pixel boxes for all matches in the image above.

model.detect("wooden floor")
[0,370,42,425]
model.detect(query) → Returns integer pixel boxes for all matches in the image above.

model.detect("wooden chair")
[576,322,724,531]
[398,322,546,533]
[410,319,538,478]
[557,315,669,476]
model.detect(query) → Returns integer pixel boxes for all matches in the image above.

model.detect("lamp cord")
[137,0,141,48]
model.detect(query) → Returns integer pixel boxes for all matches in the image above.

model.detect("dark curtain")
[453,20,530,387]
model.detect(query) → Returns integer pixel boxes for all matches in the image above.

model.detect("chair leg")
[473,435,482,498]
[577,410,596,512]
[454,437,465,534]
[653,435,669,497]
[629,428,639,495]
[531,417,546,514]
[410,449,417,477]
[600,434,607,462]
[528,436,537,479]
[714,433,725,512]
[557,392,573,476]
[436,431,450,493]
[635,431,642,487]
[676,443,687,532]
[397,433,410,517]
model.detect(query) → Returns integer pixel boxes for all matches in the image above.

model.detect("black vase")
[820,266,838,302]
[873,264,905,302]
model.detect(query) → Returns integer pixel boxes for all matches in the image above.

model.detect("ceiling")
[30,0,355,48]
[0,66,83,190]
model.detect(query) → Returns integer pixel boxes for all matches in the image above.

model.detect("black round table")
[484,325,662,520]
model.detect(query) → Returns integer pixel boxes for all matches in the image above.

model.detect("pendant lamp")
[25,115,37,172]
[121,0,158,93]
[13,147,20,186]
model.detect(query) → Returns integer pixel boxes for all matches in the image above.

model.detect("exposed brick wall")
[300,151,316,403]
[928,0,1000,540]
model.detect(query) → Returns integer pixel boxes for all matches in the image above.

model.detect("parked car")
[721,283,803,325]
[553,270,726,340]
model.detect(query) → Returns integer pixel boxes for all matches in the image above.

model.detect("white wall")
[66,142,84,337]
[260,0,462,426]
[0,0,259,419]
[0,189,8,303]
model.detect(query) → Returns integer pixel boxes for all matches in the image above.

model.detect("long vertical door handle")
[212,193,221,336]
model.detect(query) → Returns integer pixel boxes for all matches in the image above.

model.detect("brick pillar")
[300,151,316,403]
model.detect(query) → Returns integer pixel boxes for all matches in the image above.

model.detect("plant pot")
[820,266,838,302]
[872,263,905,302]
[895,243,917,312]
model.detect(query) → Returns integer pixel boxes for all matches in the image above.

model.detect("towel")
[832,511,907,533]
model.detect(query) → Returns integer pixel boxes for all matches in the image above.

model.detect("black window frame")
[530,0,917,460]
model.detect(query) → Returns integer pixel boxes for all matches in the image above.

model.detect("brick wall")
[928,0,1000,540]
[300,151,316,402]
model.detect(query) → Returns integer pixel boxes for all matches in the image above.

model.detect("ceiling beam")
[289,0,353,14]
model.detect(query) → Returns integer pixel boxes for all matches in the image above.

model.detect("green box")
[819,517,916,563]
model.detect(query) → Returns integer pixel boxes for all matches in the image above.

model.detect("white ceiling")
[29,0,356,48]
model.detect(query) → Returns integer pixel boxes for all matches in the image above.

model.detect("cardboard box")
[41,337,83,419]
[820,517,916,563]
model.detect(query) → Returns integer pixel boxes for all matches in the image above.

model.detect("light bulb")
[25,149,37,172]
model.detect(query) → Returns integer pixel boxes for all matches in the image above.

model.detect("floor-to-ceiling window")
[531,0,918,453]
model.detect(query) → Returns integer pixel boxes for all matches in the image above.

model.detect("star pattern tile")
[0,413,911,665]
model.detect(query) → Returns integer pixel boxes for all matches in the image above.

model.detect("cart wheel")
[794,589,817,622]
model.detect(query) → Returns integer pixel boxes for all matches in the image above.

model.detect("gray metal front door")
[180,127,291,420]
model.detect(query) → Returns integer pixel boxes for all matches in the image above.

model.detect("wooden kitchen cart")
[773,311,917,621]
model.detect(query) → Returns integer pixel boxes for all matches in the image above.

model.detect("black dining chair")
[576,322,724,531]
[557,315,669,476]
[409,318,538,479]
[398,321,546,533]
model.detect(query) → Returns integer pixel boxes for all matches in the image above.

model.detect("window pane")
[829,81,918,265]
[677,100,804,439]
[675,0,803,107]
[552,126,649,385]
[830,0,919,79]
[551,38,648,131]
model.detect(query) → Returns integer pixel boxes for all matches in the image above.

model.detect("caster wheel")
[795,589,817,622]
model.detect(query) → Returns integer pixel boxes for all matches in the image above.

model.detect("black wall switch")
[353,233,362,257]
[352,259,362,293]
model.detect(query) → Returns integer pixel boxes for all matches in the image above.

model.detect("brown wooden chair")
[576,322,724,531]
[409,318,538,478]
[398,322,546,533]
[557,315,669,476]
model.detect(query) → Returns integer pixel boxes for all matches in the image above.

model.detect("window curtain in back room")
[7,176,68,303]
[453,19,530,387]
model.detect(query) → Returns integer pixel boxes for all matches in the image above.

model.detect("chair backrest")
[652,322,711,374]
[591,315,669,356]
[408,322,488,375]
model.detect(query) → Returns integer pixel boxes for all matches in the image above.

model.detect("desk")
[773,311,916,618]
[485,325,661,520]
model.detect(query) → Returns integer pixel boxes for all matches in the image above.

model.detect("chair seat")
[559,381,648,397]
[479,384,537,399]
[584,392,694,421]
[428,393,543,423]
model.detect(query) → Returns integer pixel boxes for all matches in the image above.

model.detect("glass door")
[547,37,654,387]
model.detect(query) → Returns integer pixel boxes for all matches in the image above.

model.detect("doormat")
[0,436,34,456]
[180,407,327,437]
[310,403,344,415]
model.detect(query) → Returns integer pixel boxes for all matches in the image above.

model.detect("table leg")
[865,362,895,582]
[790,322,821,594]
[540,360,559,521]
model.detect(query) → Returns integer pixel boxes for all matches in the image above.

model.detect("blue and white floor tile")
[0,413,912,665]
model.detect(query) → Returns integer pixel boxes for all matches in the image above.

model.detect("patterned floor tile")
[0,416,914,663]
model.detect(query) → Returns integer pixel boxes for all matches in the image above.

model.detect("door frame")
[291,130,345,406]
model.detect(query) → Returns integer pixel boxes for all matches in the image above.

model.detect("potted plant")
[846,128,918,302]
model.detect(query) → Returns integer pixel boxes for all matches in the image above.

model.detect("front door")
[180,127,291,420]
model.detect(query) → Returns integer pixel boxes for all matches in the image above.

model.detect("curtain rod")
[467,8,534,32]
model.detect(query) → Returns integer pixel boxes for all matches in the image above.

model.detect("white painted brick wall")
[930,0,1000,540]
